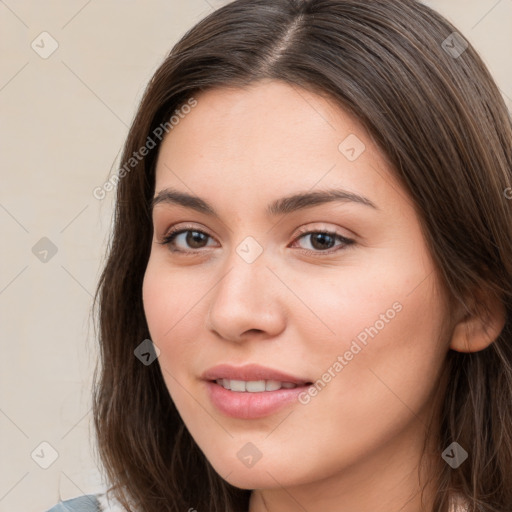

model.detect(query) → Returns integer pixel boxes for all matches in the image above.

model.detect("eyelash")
[158,224,355,256]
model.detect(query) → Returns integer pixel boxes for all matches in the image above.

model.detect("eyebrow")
[151,187,378,217]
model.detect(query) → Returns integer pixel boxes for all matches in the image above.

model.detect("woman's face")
[143,80,453,495]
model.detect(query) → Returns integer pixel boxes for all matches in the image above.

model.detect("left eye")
[159,228,354,255]
[292,230,354,253]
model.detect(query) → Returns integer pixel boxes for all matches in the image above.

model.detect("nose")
[205,246,286,343]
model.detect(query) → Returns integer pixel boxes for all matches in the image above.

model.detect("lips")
[201,363,311,385]
[202,364,313,419]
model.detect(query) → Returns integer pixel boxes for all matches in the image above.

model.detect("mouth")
[201,363,311,385]
[202,364,313,419]
[211,378,311,392]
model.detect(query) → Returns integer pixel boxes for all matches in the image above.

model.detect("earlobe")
[449,288,506,353]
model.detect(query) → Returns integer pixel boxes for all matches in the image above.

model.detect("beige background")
[1,1,511,511]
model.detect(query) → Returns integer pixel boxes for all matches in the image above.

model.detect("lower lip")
[205,381,309,419]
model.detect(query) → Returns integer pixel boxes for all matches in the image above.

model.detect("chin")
[206,453,310,490]
[217,468,285,490]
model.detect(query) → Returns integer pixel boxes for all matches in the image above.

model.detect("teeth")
[215,379,299,392]
[246,380,266,392]
[265,380,281,391]
[230,380,246,392]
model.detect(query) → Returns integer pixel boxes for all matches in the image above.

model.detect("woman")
[46,0,512,511]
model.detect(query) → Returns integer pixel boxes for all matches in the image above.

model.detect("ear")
[449,287,506,353]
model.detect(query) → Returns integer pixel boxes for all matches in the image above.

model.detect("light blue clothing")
[45,494,101,512]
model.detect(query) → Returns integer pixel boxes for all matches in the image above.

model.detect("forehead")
[153,80,404,216]
[157,80,363,163]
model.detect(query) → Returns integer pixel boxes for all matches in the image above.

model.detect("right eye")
[159,226,218,255]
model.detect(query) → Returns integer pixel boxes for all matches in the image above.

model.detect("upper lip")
[202,364,311,385]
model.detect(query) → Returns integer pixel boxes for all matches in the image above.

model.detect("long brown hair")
[92,1,512,511]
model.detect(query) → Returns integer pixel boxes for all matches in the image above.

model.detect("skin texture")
[142,80,502,512]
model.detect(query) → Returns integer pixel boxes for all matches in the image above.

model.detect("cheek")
[142,260,185,376]
[142,256,202,342]
[265,277,448,484]
[291,248,448,427]
[142,258,207,391]
[142,262,168,341]
[289,248,431,363]
[299,270,448,433]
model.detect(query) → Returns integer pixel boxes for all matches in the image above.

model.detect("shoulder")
[45,490,134,512]
[45,494,102,512]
